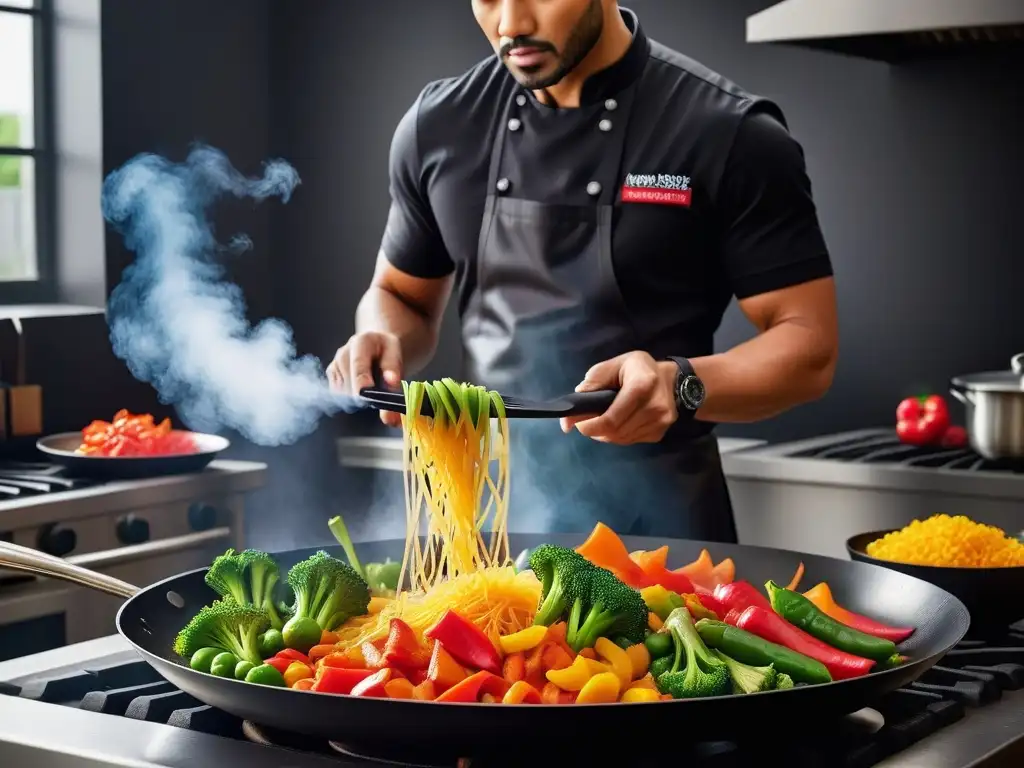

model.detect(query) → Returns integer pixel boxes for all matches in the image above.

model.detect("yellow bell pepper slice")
[594,637,633,688]
[576,671,621,704]
[283,661,314,688]
[498,625,548,654]
[545,656,597,691]
[647,611,664,631]
[624,643,650,680]
[620,686,660,703]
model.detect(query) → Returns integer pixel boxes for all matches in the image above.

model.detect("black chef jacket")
[380,7,832,440]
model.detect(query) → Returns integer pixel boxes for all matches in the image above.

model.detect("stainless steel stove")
[0,460,266,660]
[0,625,1022,767]
[722,429,1024,560]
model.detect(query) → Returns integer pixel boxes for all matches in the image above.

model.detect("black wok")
[0,534,968,759]
[36,431,229,480]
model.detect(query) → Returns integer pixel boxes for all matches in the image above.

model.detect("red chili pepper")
[274,649,311,665]
[434,671,511,703]
[896,395,950,446]
[424,610,502,675]
[713,581,772,616]
[381,618,431,671]
[803,583,915,643]
[736,606,875,680]
[311,666,376,695]
[263,656,293,675]
[723,608,744,626]
[350,668,393,698]
[692,586,727,618]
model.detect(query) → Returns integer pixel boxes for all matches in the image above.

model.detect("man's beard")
[504,0,604,90]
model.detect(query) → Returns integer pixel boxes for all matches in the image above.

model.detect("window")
[0,0,52,297]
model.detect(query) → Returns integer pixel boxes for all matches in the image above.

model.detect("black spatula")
[357,387,618,419]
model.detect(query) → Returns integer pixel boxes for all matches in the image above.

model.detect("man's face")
[473,0,605,90]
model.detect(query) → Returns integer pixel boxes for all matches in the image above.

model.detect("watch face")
[679,375,705,410]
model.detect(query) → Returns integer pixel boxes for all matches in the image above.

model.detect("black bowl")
[847,530,1024,638]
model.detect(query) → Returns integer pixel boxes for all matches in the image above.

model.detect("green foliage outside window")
[0,115,22,188]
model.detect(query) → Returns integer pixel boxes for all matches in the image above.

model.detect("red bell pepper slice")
[361,641,386,669]
[434,671,511,703]
[263,656,292,675]
[381,618,430,671]
[424,610,501,675]
[275,648,311,665]
[311,666,376,695]
[736,606,876,680]
[713,580,772,616]
[350,668,393,698]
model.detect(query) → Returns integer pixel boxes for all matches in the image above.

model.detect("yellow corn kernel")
[545,656,596,691]
[594,638,633,688]
[647,612,664,631]
[576,671,621,704]
[620,686,661,703]
[624,643,650,680]
[283,661,313,688]
[498,625,548,654]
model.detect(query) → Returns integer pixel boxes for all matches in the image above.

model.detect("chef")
[328,0,838,542]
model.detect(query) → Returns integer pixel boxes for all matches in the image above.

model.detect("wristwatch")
[667,357,706,417]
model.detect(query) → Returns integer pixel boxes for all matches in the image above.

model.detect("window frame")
[0,0,56,303]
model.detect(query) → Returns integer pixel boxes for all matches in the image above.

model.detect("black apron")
[462,79,737,543]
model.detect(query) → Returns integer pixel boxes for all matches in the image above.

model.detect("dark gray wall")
[99,0,1024,546]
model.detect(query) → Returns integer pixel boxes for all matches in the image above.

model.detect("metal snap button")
[508,118,522,132]
[497,178,511,193]
[599,119,613,132]
[605,98,618,111]
[516,94,527,107]
[587,181,602,196]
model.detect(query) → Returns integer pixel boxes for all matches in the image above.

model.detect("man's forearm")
[355,286,438,375]
[677,319,836,423]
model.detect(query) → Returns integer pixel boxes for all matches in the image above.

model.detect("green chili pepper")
[694,619,832,685]
[644,631,674,659]
[234,660,256,680]
[764,581,897,663]
[189,647,222,673]
[245,663,286,687]
[210,651,238,678]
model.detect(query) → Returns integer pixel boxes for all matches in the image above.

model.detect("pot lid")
[951,354,1024,392]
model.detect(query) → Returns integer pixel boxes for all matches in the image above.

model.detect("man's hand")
[560,352,679,445]
[327,331,404,427]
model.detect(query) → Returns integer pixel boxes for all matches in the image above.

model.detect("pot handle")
[0,540,140,599]
[1012,353,1024,376]
[949,379,973,405]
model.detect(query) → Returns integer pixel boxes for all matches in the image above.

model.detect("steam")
[102,144,360,446]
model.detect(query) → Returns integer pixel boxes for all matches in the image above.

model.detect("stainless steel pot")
[950,353,1024,460]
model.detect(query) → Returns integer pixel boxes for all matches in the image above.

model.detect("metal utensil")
[358,387,618,419]
[949,353,1024,460]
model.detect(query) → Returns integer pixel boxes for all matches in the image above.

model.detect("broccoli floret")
[655,607,731,699]
[285,550,370,631]
[775,673,794,690]
[529,544,594,628]
[204,548,284,630]
[567,567,648,652]
[173,599,269,665]
[712,649,778,694]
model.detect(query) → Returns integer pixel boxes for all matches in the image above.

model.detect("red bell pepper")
[424,610,501,675]
[736,606,875,680]
[713,580,772,616]
[434,671,511,703]
[896,395,950,446]
[692,586,727,618]
[351,668,393,698]
[381,618,430,671]
[263,656,293,675]
[311,666,376,695]
[275,648,311,665]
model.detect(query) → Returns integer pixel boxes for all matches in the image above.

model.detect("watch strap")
[666,356,702,416]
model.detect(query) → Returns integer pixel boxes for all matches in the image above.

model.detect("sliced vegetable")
[311,666,376,695]
[630,546,695,593]
[351,668,393,698]
[434,671,511,703]
[641,585,684,621]
[647,612,664,631]
[210,651,238,678]
[381,618,430,670]
[621,686,660,703]
[624,643,650,680]
[502,680,542,704]
[802,583,915,643]
[499,625,548,654]
[576,671,621,704]
[678,550,716,591]
[424,609,502,675]
[712,581,771,617]
[413,679,437,700]
[263,656,293,675]
[502,651,525,682]
[275,648,311,665]
[244,663,286,687]
[283,661,314,688]
[735,606,874,680]
[694,618,832,685]
[575,522,651,588]
[594,637,633,688]
[384,678,416,699]
[786,562,805,592]
[545,655,600,691]
[765,581,898,663]
[427,640,468,691]
[292,677,315,691]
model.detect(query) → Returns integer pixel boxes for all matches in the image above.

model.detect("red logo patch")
[621,173,692,208]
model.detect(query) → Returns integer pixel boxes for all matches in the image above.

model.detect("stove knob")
[188,503,217,531]
[116,514,150,545]
[37,523,77,557]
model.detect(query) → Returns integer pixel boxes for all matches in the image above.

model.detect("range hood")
[747,0,1024,62]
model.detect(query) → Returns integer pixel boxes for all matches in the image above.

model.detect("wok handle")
[0,540,140,599]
